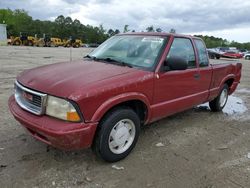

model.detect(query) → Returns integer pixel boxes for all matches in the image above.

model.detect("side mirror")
[163,56,188,71]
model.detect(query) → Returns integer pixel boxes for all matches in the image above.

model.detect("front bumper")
[8,95,98,150]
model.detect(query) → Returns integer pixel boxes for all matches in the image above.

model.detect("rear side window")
[167,38,196,68]
[194,39,209,67]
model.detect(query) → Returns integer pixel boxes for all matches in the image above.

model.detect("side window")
[194,39,209,67]
[167,38,196,68]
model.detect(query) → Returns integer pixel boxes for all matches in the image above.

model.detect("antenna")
[69,9,72,62]
[69,36,72,61]
[70,45,72,62]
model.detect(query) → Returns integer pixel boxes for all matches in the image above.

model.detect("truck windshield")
[88,35,167,70]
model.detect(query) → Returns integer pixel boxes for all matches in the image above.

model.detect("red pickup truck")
[9,33,242,162]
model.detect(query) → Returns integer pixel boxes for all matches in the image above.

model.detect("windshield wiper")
[84,55,133,68]
[96,57,133,68]
[84,54,97,60]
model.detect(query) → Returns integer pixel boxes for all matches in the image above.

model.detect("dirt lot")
[1,46,250,188]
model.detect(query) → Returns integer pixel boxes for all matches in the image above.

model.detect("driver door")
[152,37,203,121]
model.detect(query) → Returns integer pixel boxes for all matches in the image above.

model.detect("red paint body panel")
[9,95,97,150]
[222,52,244,59]
[8,33,242,150]
[17,60,138,98]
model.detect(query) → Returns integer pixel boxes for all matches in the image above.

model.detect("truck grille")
[14,81,47,115]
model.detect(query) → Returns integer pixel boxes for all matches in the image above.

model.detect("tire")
[209,84,229,112]
[93,107,140,162]
[245,56,250,60]
[210,54,215,59]
[28,41,33,46]
[14,41,20,46]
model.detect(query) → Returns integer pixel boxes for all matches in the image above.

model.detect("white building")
[0,24,7,45]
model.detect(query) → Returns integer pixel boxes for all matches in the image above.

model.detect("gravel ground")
[0,46,250,188]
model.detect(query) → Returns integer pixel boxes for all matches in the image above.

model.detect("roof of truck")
[117,32,201,40]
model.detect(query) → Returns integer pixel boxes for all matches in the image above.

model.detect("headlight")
[46,95,81,122]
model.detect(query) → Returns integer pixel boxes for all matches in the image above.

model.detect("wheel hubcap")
[219,88,228,107]
[108,119,135,154]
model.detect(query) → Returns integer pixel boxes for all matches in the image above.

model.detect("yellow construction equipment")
[50,38,64,47]
[8,33,83,48]
[35,34,51,47]
[10,33,36,46]
[63,37,82,48]
[10,36,21,45]
[35,35,64,47]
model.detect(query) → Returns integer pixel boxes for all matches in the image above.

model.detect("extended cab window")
[167,38,196,68]
[194,39,209,67]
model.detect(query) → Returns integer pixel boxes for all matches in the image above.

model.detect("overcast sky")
[1,0,250,42]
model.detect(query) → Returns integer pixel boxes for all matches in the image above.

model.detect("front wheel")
[93,107,140,162]
[209,84,229,112]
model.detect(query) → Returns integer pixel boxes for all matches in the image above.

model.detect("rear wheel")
[93,107,140,162]
[209,84,229,112]
[28,40,33,46]
[14,40,20,46]
[245,55,250,60]
[210,54,215,59]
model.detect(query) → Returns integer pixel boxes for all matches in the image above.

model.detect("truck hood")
[17,60,137,98]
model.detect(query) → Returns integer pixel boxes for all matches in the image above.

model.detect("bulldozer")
[10,32,36,46]
[63,37,82,48]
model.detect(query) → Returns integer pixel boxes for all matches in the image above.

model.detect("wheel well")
[101,100,148,125]
[224,78,234,88]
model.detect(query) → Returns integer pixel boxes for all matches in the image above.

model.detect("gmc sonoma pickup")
[9,33,242,162]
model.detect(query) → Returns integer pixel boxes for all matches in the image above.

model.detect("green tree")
[0,9,32,36]
[123,25,129,33]
[1,8,249,48]
[146,25,154,32]
[169,28,176,33]
[156,28,162,32]
[108,29,115,37]
[114,29,120,34]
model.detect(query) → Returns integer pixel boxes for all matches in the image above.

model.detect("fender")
[219,74,235,91]
[90,92,152,123]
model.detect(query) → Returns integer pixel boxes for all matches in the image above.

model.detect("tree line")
[0,8,249,49]
[194,35,250,50]
[0,9,110,43]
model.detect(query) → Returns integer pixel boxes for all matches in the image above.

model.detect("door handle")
[193,73,200,79]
